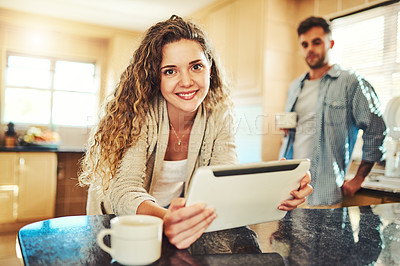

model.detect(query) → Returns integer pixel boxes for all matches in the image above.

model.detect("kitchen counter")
[18,203,400,265]
[0,146,85,153]
[361,174,400,195]
[342,184,400,207]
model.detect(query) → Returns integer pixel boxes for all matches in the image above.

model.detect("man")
[279,16,386,207]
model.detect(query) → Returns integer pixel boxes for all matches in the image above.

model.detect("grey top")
[293,78,319,160]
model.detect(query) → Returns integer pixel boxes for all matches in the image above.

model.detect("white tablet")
[185,159,310,232]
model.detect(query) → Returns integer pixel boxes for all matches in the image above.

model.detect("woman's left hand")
[278,171,313,211]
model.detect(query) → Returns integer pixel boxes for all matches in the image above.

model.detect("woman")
[79,15,312,250]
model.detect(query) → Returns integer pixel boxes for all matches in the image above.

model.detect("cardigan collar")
[149,95,206,195]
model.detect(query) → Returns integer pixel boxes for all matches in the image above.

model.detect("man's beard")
[306,54,327,69]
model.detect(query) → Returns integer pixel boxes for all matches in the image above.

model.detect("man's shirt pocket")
[324,99,346,126]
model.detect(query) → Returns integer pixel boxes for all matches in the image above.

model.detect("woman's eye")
[192,63,203,71]
[163,69,175,75]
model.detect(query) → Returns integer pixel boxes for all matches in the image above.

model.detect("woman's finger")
[291,184,313,199]
[166,201,207,225]
[165,205,214,234]
[278,178,312,211]
[168,198,187,212]
[170,209,217,249]
[299,171,311,189]
[279,197,306,211]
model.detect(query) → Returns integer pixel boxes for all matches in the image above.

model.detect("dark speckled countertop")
[18,203,400,265]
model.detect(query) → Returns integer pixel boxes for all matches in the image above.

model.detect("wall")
[0,8,142,148]
[261,0,299,161]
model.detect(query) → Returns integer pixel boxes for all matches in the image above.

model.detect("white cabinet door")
[0,153,18,223]
[0,188,16,223]
[17,152,57,220]
[0,153,17,185]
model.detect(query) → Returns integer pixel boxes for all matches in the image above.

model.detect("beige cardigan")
[86,95,238,215]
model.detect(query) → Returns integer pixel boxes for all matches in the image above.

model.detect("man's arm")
[342,160,374,197]
[343,76,386,197]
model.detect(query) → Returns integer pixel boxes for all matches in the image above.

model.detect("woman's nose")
[179,71,194,87]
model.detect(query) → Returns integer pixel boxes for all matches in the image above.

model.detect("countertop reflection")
[252,204,400,265]
[18,203,400,265]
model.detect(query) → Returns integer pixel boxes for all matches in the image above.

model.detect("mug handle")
[97,229,114,255]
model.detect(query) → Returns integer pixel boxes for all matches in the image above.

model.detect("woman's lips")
[176,90,198,100]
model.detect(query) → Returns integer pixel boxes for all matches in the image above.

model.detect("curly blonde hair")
[79,15,232,191]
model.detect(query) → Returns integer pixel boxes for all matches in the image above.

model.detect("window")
[330,1,400,112]
[2,54,99,127]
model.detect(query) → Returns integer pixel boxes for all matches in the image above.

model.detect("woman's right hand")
[163,198,216,249]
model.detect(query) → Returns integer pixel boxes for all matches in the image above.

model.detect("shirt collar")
[300,64,341,83]
[325,64,341,78]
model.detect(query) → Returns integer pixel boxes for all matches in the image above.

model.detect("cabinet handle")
[57,163,65,180]
[19,157,25,172]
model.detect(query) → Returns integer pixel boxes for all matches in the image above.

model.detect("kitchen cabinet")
[56,152,87,217]
[199,0,264,98]
[0,153,18,223]
[0,188,16,223]
[0,153,17,185]
[17,152,57,220]
[0,152,57,223]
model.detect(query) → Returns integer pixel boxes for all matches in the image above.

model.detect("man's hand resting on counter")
[342,160,374,197]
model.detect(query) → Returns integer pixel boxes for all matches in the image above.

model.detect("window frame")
[330,1,400,111]
[1,52,100,128]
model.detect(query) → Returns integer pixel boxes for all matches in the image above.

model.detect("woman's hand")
[163,198,216,249]
[278,171,313,211]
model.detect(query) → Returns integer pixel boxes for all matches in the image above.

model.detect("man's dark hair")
[297,16,331,36]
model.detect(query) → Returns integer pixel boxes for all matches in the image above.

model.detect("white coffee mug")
[275,112,297,129]
[97,215,163,265]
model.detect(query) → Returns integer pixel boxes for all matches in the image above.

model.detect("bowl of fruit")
[22,127,61,148]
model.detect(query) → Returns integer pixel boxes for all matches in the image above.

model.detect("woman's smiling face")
[160,39,211,118]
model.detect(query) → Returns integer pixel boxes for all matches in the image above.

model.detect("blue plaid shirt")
[279,65,386,206]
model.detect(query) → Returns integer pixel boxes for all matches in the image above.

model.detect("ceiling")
[0,0,218,32]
